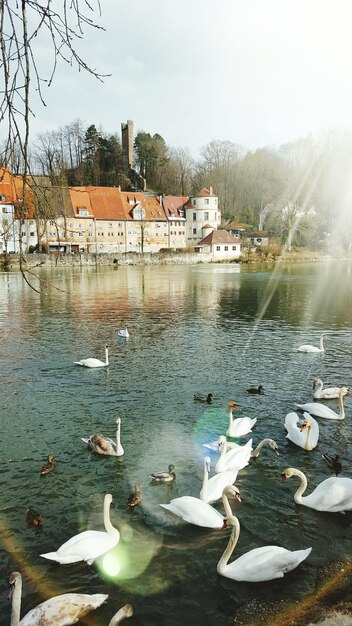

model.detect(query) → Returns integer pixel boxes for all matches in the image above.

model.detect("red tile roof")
[194,187,215,198]
[198,229,241,245]
[120,192,167,221]
[162,195,189,217]
[69,187,126,220]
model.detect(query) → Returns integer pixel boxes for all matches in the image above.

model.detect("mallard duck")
[26,507,43,532]
[40,455,55,476]
[194,393,213,403]
[322,453,342,476]
[149,464,176,483]
[246,385,264,395]
[128,483,142,508]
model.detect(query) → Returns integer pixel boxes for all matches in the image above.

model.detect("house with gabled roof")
[0,168,36,253]
[160,195,188,249]
[120,192,168,253]
[195,228,241,259]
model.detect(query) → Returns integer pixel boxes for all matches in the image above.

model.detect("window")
[2,207,7,214]
[205,198,209,205]
[151,211,155,216]
[22,232,26,237]
[232,245,237,251]
[0,194,5,202]
[204,212,209,220]
[193,228,197,234]
[109,223,113,228]
[224,246,228,251]
[30,232,35,237]
[193,199,196,206]
[179,210,184,217]
[193,212,196,221]
[216,246,220,251]
[88,232,92,237]
[49,220,55,225]
[79,232,83,237]
[78,209,88,216]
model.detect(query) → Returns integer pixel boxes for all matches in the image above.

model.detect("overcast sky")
[27,0,352,157]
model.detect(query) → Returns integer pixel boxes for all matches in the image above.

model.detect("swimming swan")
[40,493,120,564]
[109,604,134,625]
[226,401,257,438]
[8,571,108,626]
[159,484,241,529]
[74,345,109,368]
[215,437,278,473]
[284,412,319,450]
[200,456,239,503]
[82,417,124,456]
[313,378,350,400]
[117,329,129,338]
[217,514,311,582]
[297,334,325,353]
[280,467,352,512]
[295,386,346,420]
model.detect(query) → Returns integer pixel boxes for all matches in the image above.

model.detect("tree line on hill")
[3,122,352,253]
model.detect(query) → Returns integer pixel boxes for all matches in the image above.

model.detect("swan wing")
[202,439,220,451]
[87,434,117,454]
[220,546,311,582]
[315,386,347,400]
[216,439,252,473]
[304,477,352,512]
[41,530,120,563]
[297,345,321,352]
[200,470,238,503]
[20,593,109,626]
[228,417,257,437]
[75,358,105,368]
[295,402,339,419]
[160,496,224,528]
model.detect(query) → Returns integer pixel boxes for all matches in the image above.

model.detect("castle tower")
[121,120,135,177]
[185,186,221,245]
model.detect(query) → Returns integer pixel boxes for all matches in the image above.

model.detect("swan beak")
[274,449,280,456]
[279,473,287,483]
[235,493,241,503]
[221,519,228,530]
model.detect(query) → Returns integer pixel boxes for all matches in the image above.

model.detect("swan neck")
[228,406,234,428]
[222,491,233,518]
[291,468,307,503]
[109,607,130,626]
[217,517,240,573]
[10,576,22,626]
[201,461,209,499]
[339,391,345,418]
[251,439,268,457]
[105,347,109,365]
[103,498,116,535]
[320,336,324,350]
[304,426,312,451]
[116,422,121,447]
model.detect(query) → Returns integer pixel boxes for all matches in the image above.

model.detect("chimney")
[209,185,213,195]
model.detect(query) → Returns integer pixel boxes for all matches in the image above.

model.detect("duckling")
[149,464,176,483]
[40,455,55,476]
[322,453,342,476]
[246,385,264,395]
[26,507,43,533]
[128,483,142,508]
[194,393,213,403]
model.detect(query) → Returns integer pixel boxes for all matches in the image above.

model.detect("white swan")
[74,345,109,368]
[82,417,124,456]
[226,401,257,438]
[8,571,108,626]
[313,378,350,400]
[297,334,325,353]
[295,386,346,420]
[217,514,311,582]
[109,604,133,626]
[40,493,120,565]
[215,436,278,473]
[200,456,239,504]
[280,467,352,512]
[284,412,319,450]
[117,329,129,338]
[159,484,241,529]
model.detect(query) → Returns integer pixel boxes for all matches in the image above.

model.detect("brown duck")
[128,483,142,508]
[40,455,55,476]
[26,507,43,533]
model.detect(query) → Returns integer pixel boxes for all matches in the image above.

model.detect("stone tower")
[121,120,135,176]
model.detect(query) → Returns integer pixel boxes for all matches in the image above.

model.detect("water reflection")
[0,262,351,625]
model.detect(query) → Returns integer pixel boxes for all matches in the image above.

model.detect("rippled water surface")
[1,262,352,625]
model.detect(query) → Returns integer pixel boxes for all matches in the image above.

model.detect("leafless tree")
[0,0,108,291]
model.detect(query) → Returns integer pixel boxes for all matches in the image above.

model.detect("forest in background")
[3,123,352,252]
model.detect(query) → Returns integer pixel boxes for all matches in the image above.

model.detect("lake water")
[1,261,352,625]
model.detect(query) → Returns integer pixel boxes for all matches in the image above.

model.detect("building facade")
[185,186,222,245]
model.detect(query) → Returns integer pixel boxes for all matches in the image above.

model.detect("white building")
[185,186,222,245]
[195,229,241,260]
[0,198,20,253]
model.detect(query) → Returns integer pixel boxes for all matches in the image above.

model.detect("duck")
[8,571,108,626]
[159,484,241,529]
[280,467,352,512]
[295,386,346,420]
[26,507,42,532]
[297,334,325,353]
[322,453,342,476]
[40,493,120,565]
[128,483,142,508]
[246,385,264,395]
[109,604,134,626]
[40,455,55,476]
[200,456,239,503]
[313,378,350,400]
[194,393,213,403]
[149,464,176,483]
[215,436,279,473]
[217,514,311,582]
[82,417,124,456]
[284,412,319,450]
[74,345,109,368]
[117,329,129,338]
[226,401,257,438]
